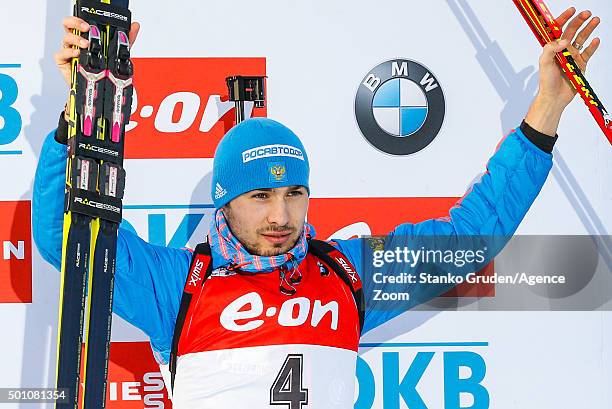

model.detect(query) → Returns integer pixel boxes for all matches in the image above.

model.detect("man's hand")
[54,16,140,116]
[525,7,601,136]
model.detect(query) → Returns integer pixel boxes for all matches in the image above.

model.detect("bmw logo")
[355,59,445,155]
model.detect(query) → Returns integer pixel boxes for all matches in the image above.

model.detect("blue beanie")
[211,118,310,208]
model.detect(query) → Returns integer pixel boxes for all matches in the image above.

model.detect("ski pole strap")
[307,239,365,334]
[169,242,213,394]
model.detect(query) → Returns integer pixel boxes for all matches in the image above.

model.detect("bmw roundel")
[355,59,445,155]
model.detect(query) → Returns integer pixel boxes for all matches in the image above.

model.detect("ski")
[55,0,132,408]
[512,0,612,145]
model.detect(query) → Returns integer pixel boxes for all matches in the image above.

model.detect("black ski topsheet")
[56,0,132,408]
[82,221,119,408]
[79,0,131,407]
[56,215,91,408]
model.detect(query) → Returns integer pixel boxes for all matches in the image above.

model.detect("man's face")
[223,185,309,256]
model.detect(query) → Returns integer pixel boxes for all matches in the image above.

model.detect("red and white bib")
[171,249,362,409]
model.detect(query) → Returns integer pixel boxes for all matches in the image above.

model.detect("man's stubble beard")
[223,207,303,257]
[245,234,301,257]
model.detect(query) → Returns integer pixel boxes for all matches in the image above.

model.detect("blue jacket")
[33,125,553,364]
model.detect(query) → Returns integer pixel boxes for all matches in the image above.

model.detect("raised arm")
[335,7,603,333]
[334,122,553,333]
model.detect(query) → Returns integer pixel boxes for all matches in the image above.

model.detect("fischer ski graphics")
[55,0,133,408]
[513,0,612,145]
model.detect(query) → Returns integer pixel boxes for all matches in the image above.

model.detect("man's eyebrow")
[252,185,303,192]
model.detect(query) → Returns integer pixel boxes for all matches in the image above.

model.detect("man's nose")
[266,197,290,227]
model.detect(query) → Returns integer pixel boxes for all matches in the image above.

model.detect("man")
[34,7,601,408]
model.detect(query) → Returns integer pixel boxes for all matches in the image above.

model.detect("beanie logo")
[269,162,287,182]
[242,144,304,163]
[214,182,227,200]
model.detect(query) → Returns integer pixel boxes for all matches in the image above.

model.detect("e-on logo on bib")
[355,59,445,155]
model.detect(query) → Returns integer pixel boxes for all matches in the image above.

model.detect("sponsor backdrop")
[1,0,611,408]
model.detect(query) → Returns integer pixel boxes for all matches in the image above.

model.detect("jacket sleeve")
[333,126,554,334]
[32,130,192,363]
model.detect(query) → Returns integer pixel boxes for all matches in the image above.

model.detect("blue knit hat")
[211,118,310,208]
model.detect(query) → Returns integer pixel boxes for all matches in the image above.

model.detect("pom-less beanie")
[211,118,310,209]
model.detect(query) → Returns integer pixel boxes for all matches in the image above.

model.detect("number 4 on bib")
[270,354,308,409]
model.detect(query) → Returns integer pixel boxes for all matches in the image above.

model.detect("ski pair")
[55,0,133,408]
[513,0,612,145]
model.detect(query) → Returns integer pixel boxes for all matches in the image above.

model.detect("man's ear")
[221,203,231,220]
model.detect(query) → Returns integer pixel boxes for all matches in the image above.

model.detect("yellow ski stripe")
[80,0,112,407]
[55,0,82,405]
[54,213,73,405]
[80,218,100,407]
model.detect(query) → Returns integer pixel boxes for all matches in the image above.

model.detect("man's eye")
[253,193,268,199]
[288,190,303,197]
